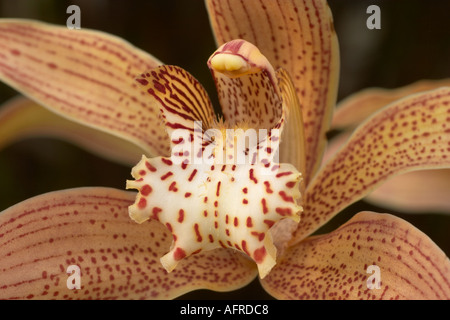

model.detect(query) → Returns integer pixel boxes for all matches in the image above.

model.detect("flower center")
[127,39,304,278]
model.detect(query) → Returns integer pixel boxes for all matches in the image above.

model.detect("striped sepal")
[0,19,169,157]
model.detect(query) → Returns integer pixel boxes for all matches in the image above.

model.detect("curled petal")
[0,96,144,165]
[262,211,450,300]
[135,65,218,168]
[135,65,216,139]
[333,79,450,130]
[207,39,282,130]
[206,0,340,184]
[0,19,169,157]
[293,87,450,242]
[0,187,257,299]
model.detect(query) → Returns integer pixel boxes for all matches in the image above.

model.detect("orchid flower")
[0,0,449,300]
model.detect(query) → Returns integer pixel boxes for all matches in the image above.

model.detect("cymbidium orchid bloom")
[0,0,449,300]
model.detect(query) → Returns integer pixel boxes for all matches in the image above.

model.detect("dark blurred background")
[0,0,449,299]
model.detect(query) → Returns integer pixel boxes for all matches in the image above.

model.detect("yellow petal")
[333,79,450,130]
[292,87,450,243]
[0,187,257,299]
[0,19,169,158]
[262,211,450,299]
[206,0,340,184]
[0,96,144,166]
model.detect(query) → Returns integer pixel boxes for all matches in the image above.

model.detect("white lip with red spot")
[127,39,304,278]
[127,152,302,278]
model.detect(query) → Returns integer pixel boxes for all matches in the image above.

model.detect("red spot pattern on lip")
[188,169,197,181]
[216,181,221,196]
[152,206,162,216]
[275,171,292,178]
[261,198,268,214]
[249,169,258,184]
[137,198,147,209]
[275,207,293,216]
[145,161,157,172]
[160,171,174,180]
[285,181,296,188]
[140,185,152,196]
[194,224,203,242]
[251,231,265,242]
[278,191,294,203]
[264,219,275,228]
[128,156,301,278]
[264,181,273,193]
[173,247,186,261]
[241,240,250,256]
[253,247,267,264]
[177,209,185,223]
[168,181,178,192]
